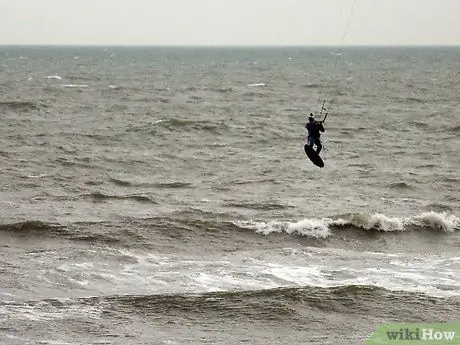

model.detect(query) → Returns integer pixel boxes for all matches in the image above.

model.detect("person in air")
[305,113,325,154]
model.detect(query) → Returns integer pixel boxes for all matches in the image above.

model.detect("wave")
[231,178,278,185]
[2,211,457,248]
[388,182,415,190]
[109,178,194,189]
[109,178,133,187]
[157,118,195,128]
[181,86,234,93]
[409,120,429,129]
[0,101,41,112]
[242,91,268,98]
[155,118,226,133]
[440,177,459,184]
[301,83,321,89]
[235,211,460,238]
[398,96,427,104]
[151,182,194,189]
[107,104,129,112]
[283,107,302,112]
[15,284,459,320]
[425,203,452,212]
[85,192,157,204]
[212,87,234,93]
[224,201,294,211]
[62,84,88,88]
[0,218,153,247]
[0,150,11,157]
[236,218,331,238]
[447,125,460,133]
[69,230,136,246]
[247,83,266,87]
[0,220,66,237]
[331,211,459,232]
[105,284,459,307]
[156,97,171,104]
[45,75,62,80]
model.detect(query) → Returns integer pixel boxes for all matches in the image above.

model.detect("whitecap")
[235,219,331,238]
[247,82,266,87]
[63,84,88,88]
[46,75,62,80]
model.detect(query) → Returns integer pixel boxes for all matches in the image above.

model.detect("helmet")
[308,113,314,122]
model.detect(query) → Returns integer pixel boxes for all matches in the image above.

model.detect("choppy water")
[0,46,459,345]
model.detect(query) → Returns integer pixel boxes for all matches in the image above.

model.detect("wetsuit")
[306,121,325,154]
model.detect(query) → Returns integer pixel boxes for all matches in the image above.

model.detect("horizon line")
[1,43,459,48]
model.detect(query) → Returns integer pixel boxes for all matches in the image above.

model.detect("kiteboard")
[304,144,324,168]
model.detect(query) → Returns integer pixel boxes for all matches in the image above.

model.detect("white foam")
[411,211,459,232]
[236,212,459,237]
[236,219,331,238]
[55,246,460,298]
[63,84,88,88]
[247,83,266,87]
[27,174,51,178]
[330,213,406,231]
[12,241,458,311]
[0,303,102,322]
[261,263,326,286]
[46,75,62,80]
[259,251,460,298]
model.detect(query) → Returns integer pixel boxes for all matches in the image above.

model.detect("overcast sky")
[2,0,459,46]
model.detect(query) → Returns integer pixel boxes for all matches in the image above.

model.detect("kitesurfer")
[305,113,325,154]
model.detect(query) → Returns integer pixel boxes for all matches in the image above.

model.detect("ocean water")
[0,45,459,345]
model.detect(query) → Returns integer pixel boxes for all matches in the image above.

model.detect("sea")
[0,45,459,345]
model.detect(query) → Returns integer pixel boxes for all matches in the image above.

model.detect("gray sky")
[2,0,459,45]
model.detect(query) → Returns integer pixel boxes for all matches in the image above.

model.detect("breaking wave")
[1,212,457,248]
[236,211,460,238]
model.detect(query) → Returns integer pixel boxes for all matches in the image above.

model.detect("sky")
[1,0,459,46]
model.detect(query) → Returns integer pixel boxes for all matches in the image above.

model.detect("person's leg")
[315,137,322,154]
[308,136,315,148]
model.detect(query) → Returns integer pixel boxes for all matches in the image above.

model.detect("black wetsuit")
[306,121,325,153]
